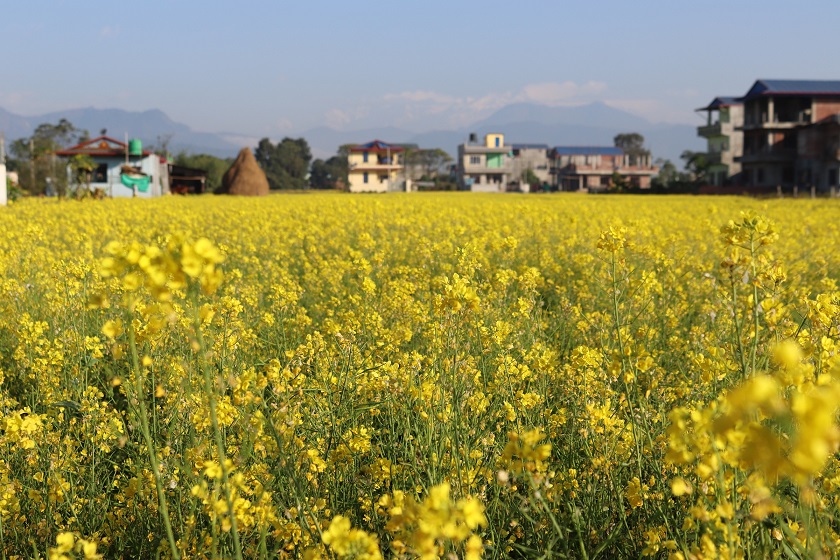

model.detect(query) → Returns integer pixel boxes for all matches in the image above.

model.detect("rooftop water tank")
[128,139,143,156]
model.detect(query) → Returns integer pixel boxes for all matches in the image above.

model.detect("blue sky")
[2,0,839,138]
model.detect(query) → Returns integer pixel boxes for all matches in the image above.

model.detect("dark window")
[363,152,368,163]
[93,164,108,183]
[782,167,794,183]
[363,172,368,184]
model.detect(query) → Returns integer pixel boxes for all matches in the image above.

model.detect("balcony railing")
[743,112,812,129]
[698,122,722,137]
[738,148,796,163]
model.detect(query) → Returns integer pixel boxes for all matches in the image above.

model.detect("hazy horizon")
[3,0,838,139]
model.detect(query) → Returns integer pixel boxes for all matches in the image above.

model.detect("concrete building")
[550,146,658,191]
[55,136,169,198]
[738,79,840,190]
[696,97,744,186]
[510,144,550,192]
[457,133,514,192]
[347,140,405,193]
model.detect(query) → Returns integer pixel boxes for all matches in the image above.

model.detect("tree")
[410,148,452,179]
[69,154,96,197]
[254,137,312,190]
[680,150,709,183]
[309,154,348,190]
[174,152,233,193]
[614,132,650,165]
[522,168,540,189]
[10,119,89,196]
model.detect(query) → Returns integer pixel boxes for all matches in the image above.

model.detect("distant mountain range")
[0,102,704,165]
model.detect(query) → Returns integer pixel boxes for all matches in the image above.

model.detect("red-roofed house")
[347,140,405,193]
[55,136,170,197]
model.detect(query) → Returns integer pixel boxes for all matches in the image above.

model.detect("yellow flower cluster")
[378,482,486,559]
[0,193,840,558]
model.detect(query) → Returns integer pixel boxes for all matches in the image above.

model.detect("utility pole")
[0,132,7,205]
[30,138,35,193]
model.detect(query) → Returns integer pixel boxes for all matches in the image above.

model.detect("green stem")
[128,323,180,560]
[190,290,243,560]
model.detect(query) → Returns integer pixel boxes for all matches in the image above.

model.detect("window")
[363,152,369,163]
[363,172,368,184]
[379,174,388,182]
[469,155,481,165]
[93,164,108,183]
[495,137,500,147]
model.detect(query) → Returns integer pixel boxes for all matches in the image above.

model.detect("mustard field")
[1,193,840,559]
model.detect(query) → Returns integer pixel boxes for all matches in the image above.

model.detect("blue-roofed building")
[737,79,840,189]
[549,146,657,191]
[696,97,744,186]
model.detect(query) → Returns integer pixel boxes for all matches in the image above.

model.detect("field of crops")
[1,192,840,559]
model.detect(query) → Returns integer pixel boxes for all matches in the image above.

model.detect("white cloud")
[604,99,695,124]
[0,91,27,109]
[371,81,613,128]
[321,81,694,130]
[324,109,352,128]
[383,90,457,104]
[100,25,120,39]
[520,81,607,105]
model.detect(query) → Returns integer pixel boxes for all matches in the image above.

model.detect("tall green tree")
[254,137,312,189]
[69,154,96,196]
[680,150,709,183]
[10,119,89,195]
[613,132,650,165]
[174,152,232,193]
[406,148,452,179]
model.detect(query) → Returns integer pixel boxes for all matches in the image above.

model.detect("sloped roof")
[349,140,405,153]
[696,96,742,111]
[54,135,151,157]
[512,143,549,150]
[741,79,840,100]
[551,146,623,156]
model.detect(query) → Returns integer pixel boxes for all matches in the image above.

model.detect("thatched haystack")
[217,147,269,196]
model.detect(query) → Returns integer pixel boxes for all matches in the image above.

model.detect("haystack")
[217,147,270,196]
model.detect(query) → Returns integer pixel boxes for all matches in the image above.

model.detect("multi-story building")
[457,133,514,192]
[347,140,405,193]
[550,146,658,191]
[738,79,840,189]
[696,97,743,185]
[511,144,550,192]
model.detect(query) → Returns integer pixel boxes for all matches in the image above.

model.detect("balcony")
[738,148,796,164]
[698,122,722,137]
[463,163,512,174]
[742,112,812,131]
[349,160,402,172]
[705,152,723,165]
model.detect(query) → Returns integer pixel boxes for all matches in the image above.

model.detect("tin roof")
[740,79,840,100]
[349,140,405,153]
[54,135,151,157]
[512,143,549,150]
[551,146,623,156]
[696,96,742,111]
